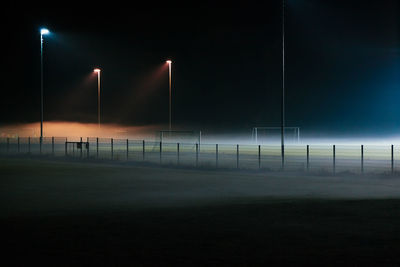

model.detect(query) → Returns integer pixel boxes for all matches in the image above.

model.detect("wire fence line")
[0,136,399,174]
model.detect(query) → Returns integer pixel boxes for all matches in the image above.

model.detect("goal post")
[252,127,300,144]
[159,130,202,145]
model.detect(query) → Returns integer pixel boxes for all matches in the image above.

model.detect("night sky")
[2,1,399,135]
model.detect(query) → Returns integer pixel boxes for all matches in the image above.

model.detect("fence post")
[96,137,99,158]
[17,137,20,153]
[216,144,219,168]
[258,145,261,169]
[28,137,31,154]
[143,140,145,161]
[160,141,162,164]
[65,140,67,156]
[126,139,129,160]
[391,144,394,174]
[237,144,239,169]
[40,137,42,155]
[196,143,199,167]
[333,145,336,175]
[6,138,9,153]
[361,145,364,174]
[306,145,309,171]
[52,137,55,156]
[111,138,114,160]
[80,137,83,158]
[177,143,180,165]
[86,137,89,158]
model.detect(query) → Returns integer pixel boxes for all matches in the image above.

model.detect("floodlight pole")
[281,0,286,169]
[94,68,101,128]
[39,28,50,143]
[97,71,101,128]
[40,33,44,139]
[167,60,172,131]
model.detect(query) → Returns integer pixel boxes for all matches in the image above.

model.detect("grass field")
[2,157,400,266]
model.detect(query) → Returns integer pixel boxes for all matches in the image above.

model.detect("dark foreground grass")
[1,158,400,266]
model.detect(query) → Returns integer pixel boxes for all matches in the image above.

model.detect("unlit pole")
[306,145,309,171]
[258,145,261,169]
[281,0,286,170]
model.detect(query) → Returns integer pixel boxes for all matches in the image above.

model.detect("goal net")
[158,130,202,144]
[252,127,300,144]
[65,141,89,156]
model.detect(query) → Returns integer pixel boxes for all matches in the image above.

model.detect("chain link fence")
[0,136,399,174]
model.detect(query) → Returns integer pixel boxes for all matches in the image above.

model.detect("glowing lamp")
[94,68,101,73]
[166,60,172,64]
[40,28,50,35]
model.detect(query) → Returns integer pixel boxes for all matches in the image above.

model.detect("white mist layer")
[1,122,400,146]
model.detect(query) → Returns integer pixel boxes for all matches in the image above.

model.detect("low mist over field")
[2,121,400,146]
[0,122,162,140]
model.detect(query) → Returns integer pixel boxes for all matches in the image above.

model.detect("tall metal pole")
[168,61,172,131]
[39,28,49,141]
[281,0,286,169]
[97,71,101,128]
[40,33,44,140]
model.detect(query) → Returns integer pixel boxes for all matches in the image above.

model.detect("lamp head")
[40,28,50,35]
[94,68,101,73]
[166,60,172,64]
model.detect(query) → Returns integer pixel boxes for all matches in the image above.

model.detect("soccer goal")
[159,130,202,145]
[251,127,300,144]
[65,141,89,157]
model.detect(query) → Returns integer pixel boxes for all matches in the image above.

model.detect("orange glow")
[94,68,101,73]
[0,122,165,140]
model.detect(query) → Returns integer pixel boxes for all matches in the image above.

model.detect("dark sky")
[2,1,399,135]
